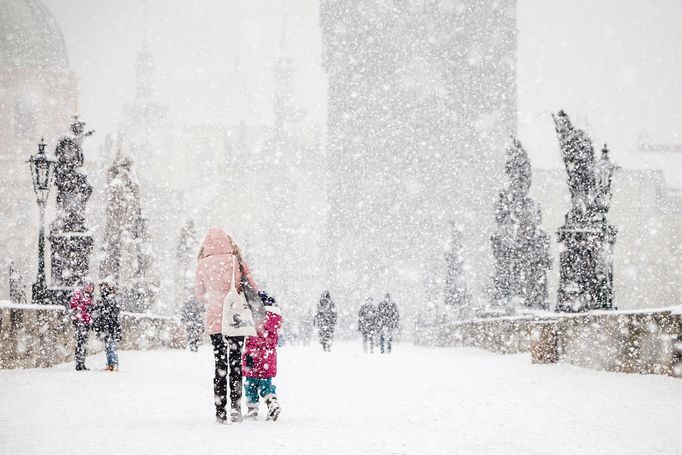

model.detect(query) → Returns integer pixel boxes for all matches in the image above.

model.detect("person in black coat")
[358,297,378,353]
[314,291,337,352]
[180,291,204,352]
[94,281,122,371]
[377,293,399,354]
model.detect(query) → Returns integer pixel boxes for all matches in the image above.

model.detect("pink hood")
[194,227,259,335]
[201,227,235,257]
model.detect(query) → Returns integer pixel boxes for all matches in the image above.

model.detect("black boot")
[216,409,227,424]
[264,394,280,421]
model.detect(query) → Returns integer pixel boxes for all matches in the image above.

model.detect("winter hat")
[258,291,277,306]
[99,276,117,293]
[81,277,95,295]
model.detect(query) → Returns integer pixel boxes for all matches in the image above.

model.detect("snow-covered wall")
[0,301,185,369]
[418,309,682,377]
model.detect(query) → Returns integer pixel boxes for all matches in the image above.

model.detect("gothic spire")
[135,0,155,99]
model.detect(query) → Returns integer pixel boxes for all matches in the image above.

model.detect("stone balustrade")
[416,308,682,378]
[0,301,186,369]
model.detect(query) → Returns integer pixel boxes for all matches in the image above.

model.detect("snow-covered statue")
[48,116,95,305]
[51,117,94,232]
[443,222,472,319]
[553,110,617,312]
[490,137,550,314]
[99,145,159,313]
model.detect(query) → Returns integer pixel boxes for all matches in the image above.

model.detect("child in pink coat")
[242,291,282,421]
[69,278,95,371]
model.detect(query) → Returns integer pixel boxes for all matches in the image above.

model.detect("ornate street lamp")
[595,144,617,217]
[27,138,56,304]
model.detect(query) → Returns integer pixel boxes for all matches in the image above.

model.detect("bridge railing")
[416,308,682,378]
[0,301,186,369]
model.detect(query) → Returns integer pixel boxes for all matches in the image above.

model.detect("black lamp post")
[27,138,56,305]
[595,144,617,217]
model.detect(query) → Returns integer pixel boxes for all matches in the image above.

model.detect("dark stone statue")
[553,111,617,312]
[490,137,551,314]
[48,117,95,305]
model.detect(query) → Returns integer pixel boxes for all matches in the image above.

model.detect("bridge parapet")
[0,301,185,369]
[416,308,682,378]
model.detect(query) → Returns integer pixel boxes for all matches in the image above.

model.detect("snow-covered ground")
[0,342,680,454]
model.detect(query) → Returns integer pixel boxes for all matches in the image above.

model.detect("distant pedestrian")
[69,278,95,371]
[358,297,378,353]
[180,289,204,352]
[377,293,400,354]
[243,291,282,421]
[195,227,259,424]
[94,280,122,371]
[314,291,337,352]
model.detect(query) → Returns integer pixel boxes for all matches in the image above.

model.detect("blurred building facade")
[99,21,327,316]
[0,0,78,300]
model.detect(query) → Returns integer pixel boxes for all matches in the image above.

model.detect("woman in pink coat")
[194,227,258,424]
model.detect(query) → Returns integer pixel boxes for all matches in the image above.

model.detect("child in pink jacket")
[242,291,282,421]
[69,279,95,371]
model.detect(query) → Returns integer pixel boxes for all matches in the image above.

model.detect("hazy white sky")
[44,0,682,171]
[44,0,325,137]
[517,0,682,170]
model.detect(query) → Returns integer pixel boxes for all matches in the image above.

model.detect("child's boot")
[264,394,280,421]
[245,403,259,420]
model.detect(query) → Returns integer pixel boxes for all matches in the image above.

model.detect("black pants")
[187,328,200,352]
[362,332,374,353]
[319,331,333,352]
[379,329,393,353]
[210,334,244,415]
[74,322,89,369]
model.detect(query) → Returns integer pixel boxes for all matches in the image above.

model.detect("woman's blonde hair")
[197,245,205,260]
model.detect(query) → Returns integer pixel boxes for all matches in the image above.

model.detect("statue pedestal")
[556,223,617,312]
[48,232,93,306]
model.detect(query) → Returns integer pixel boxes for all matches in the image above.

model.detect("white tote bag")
[221,256,256,337]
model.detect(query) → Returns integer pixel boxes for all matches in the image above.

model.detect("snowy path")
[0,343,680,455]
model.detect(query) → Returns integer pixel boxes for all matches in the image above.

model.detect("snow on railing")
[0,300,65,311]
[418,308,682,378]
[0,302,186,369]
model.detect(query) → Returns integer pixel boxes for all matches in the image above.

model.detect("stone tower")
[320,1,517,306]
